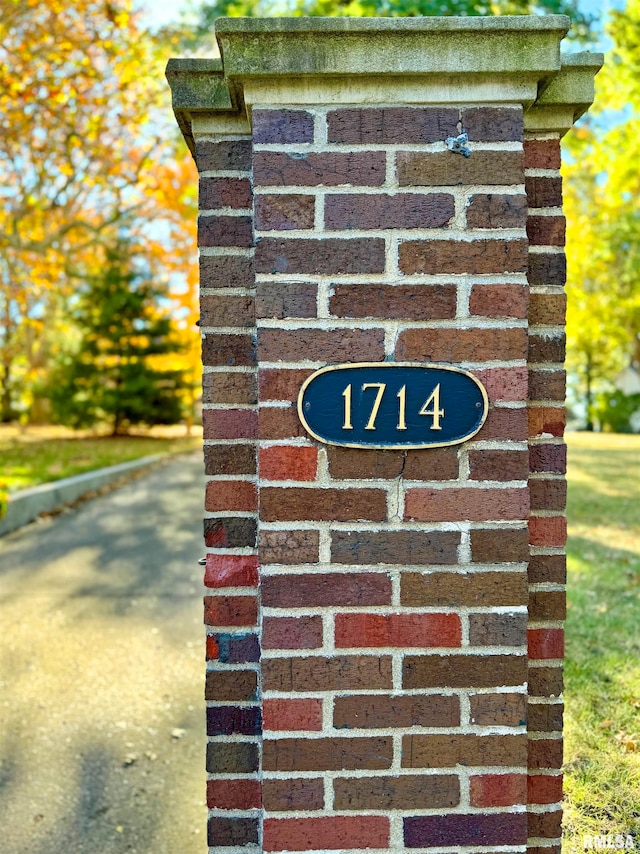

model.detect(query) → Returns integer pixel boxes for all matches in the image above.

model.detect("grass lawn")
[0,424,202,493]
[563,432,640,851]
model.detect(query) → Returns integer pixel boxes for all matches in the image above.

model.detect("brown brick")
[202,371,257,406]
[476,406,528,442]
[205,555,259,590]
[399,237,528,275]
[397,150,524,187]
[404,813,527,848]
[204,595,257,627]
[208,816,258,847]
[466,194,528,229]
[528,252,567,286]
[254,151,386,187]
[463,106,523,141]
[529,737,563,769]
[405,487,529,522]
[205,480,257,513]
[195,139,252,173]
[207,779,262,810]
[258,327,385,363]
[396,327,527,362]
[264,816,389,852]
[529,369,566,401]
[470,772,527,807]
[198,214,253,248]
[524,139,561,170]
[263,656,392,692]
[331,530,460,566]
[529,590,566,621]
[259,529,320,564]
[530,443,566,474]
[528,809,562,839]
[529,479,567,511]
[263,698,323,731]
[200,294,254,328]
[204,444,256,476]
[334,774,459,810]
[329,284,456,320]
[335,612,461,649]
[469,692,527,727]
[256,237,386,275]
[260,487,387,522]
[529,333,566,363]
[525,175,562,208]
[255,194,315,230]
[259,405,306,440]
[469,283,529,318]
[469,450,529,482]
[402,570,528,607]
[199,254,254,289]
[255,281,317,319]
[262,616,323,650]
[325,192,454,230]
[469,612,527,647]
[476,367,528,402]
[199,176,252,210]
[205,669,257,701]
[530,516,567,548]
[204,517,257,549]
[334,694,460,729]
[206,741,259,773]
[253,108,314,144]
[527,214,566,246]
[260,368,311,402]
[528,701,563,732]
[529,292,567,326]
[260,445,317,481]
[529,404,566,438]
[203,408,257,440]
[202,333,255,367]
[528,554,566,585]
[328,107,459,144]
[529,665,563,697]
[402,733,527,768]
[470,528,530,563]
[261,572,392,608]
[327,447,458,480]
[263,737,393,771]
[403,653,527,689]
[263,778,324,812]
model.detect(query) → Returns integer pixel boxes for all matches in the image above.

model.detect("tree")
[49,240,186,435]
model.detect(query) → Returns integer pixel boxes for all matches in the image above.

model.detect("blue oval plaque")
[297,363,488,449]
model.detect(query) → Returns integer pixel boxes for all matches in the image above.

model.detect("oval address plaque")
[297,363,488,450]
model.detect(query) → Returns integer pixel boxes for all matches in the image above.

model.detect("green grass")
[564,433,640,852]
[0,425,202,493]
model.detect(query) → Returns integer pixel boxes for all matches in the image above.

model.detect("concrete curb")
[0,455,164,537]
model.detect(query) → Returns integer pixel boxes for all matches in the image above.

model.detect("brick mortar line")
[252,141,523,153]
[253,273,529,284]
[258,478,530,489]
[256,359,529,370]
[200,207,253,216]
[200,288,255,297]
[528,245,564,255]
[523,168,560,177]
[200,247,254,257]
[253,228,528,241]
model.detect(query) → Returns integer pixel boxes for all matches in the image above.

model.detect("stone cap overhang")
[165,16,603,155]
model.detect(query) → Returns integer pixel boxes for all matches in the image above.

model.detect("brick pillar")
[167,19,602,854]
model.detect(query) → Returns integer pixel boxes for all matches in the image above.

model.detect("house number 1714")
[341,383,444,432]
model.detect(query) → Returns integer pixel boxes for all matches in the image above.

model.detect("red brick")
[397,150,524,187]
[334,694,460,729]
[403,733,527,768]
[204,554,259,588]
[528,773,563,804]
[334,613,461,648]
[399,237,528,275]
[263,736,393,771]
[528,738,563,769]
[529,665,563,697]
[258,327,385,363]
[403,653,527,689]
[327,107,458,144]
[528,252,566,286]
[325,192,454,229]
[199,177,252,210]
[466,193,527,228]
[263,656,392,692]
[528,405,566,437]
[202,333,255,367]
[259,529,320,564]
[256,237,386,275]
[529,629,565,660]
[529,515,567,547]
[402,570,528,607]
[397,327,527,362]
[253,108,314,144]
[255,282,317,319]
[262,616,323,649]
[475,367,528,402]
[529,332,566,363]
[476,406,528,441]
[202,408,258,439]
[259,405,306,440]
[527,215,566,246]
[206,635,220,660]
[263,779,324,812]
[331,529,460,566]
[202,371,257,406]
[468,449,529,482]
[195,139,251,172]
[207,779,262,810]
[525,175,562,208]
[470,773,527,807]
[254,151,386,187]
[329,283,456,320]
[469,283,529,318]
[204,517,257,549]
[205,480,257,512]
[204,595,257,627]
[524,139,561,170]
[204,444,256,476]
[405,487,529,522]
[259,445,317,481]
[264,816,389,852]
[334,774,459,810]
[262,572,391,608]
[200,254,254,290]
[260,487,387,522]
[260,368,311,402]
[463,106,523,141]
[470,527,530,563]
[263,698,323,731]
[198,214,253,248]
[255,194,315,230]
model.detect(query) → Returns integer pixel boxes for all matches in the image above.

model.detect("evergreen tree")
[50,242,186,435]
